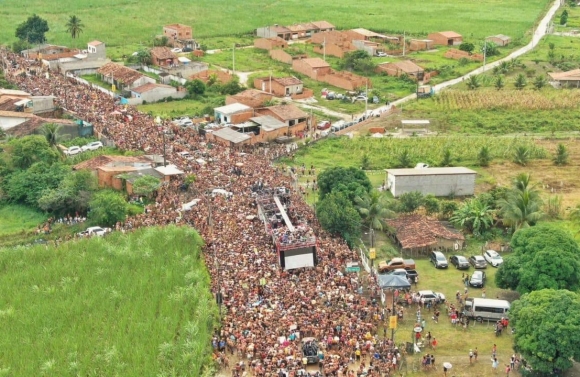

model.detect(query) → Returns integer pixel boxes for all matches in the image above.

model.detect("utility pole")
[402,31,406,56]
[365,79,369,115]
[482,40,487,72]
[323,37,326,62]
[232,43,235,74]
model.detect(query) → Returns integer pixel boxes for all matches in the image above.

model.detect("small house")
[210,127,252,147]
[255,25,293,40]
[150,47,178,67]
[292,57,331,80]
[254,37,288,50]
[131,83,186,103]
[311,21,335,33]
[225,89,273,109]
[163,24,193,45]
[427,31,463,46]
[253,76,304,97]
[377,60,424,80]
[255,103,309,134]
[548,69,580,88]
[97,62,154,91]
[486,34,511,47]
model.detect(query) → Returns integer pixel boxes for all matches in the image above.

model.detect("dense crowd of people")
[0,49,400,376]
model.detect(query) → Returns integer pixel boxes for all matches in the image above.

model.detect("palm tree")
[40,123,63,147]
[494,75,505,90]
[514,73,527,90]
[497,173,544,229]
[354,191,395,232]
[66,15,84,45]
[466,75,481,90]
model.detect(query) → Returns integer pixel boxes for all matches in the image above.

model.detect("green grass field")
[0,204,46,236]
[0,226,217,377]
[2,0,549,52]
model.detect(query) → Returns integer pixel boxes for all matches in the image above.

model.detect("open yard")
[0,226,217,377]
[1,0,549,54]
[0,204,46,236]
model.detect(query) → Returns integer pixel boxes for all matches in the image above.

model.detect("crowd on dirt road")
[0,49,416,377]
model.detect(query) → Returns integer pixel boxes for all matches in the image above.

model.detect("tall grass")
[0,226,217,376]
[0,0,549,50]
[0,204,46,236]
[285,136,547,170]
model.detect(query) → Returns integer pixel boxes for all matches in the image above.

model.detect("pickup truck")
[378,257,416,273]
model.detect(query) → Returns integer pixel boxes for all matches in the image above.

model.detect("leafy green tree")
[135,49,151,65]
[496,224,580,293]
[497,173,543,229]
[15,14,49,44]
[6,135,60,170]
[553,143,569,166]
[185,79,206,96]
[423,195,440,216]
[65,15,84,42]
[458,42,475,53]
[340,50,376,75]
[317,166,372,202]
[512,145,530,166]
[12,39,30,53]
[481,41,499,56]
[40,123,64,147]
[395,149,413,168]
[514,73,527,90]
[3,162,70,206]
[38,169,97,214]
[450,198,494,236]
[397,191,424,213]
[511,289,580,374]
[354,191,395,231]
[477,145,492,166]
[132,175,160,197]
[561,9,569,25]
[316,192,361,247]
[466,75,481,90]
[88,190,129,226]
[533,75,547,90]
[494,75,505,90]
[360,153,371,170]
[220,76,244,95]
[439,148,453,167]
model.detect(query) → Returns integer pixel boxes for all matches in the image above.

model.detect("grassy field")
[0,226,217,377]
[391,259,518,377]
[2,0,549,52]
[0,204,46,236]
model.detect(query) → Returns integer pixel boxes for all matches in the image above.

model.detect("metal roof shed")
[385,167,476,198]
[212,127,252,145]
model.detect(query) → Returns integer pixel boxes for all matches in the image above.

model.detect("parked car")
[317,121,331,130]
[469,255,488,269]
[171,47,182,53]
[415,163,429,169]
[302,338,319,364]
[484,249,504,267]
[378,257,416,273]
[376,51,387,57]
[352,95,367,103]
[85,226,108,237]
[450,255,470,270]
[64,146,82,156]
[81,141,103,151]
[406,269,419,282]
[182,47,193,52]
[429,250,448,269]
[469,270,487,288]
[326,92,335,100]
[418,290,446,304]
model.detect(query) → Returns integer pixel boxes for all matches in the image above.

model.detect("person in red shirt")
[431,338,438,350]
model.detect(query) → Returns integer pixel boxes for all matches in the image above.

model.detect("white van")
[464,298,510,322]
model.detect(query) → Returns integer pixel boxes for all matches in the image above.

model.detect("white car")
[81,141,104,151]
[177,151,194,160]
[353,95,368,102]
[171,48,182,53]
[376,52,387,57]
[64,146,83,156]
[182,198,201,211]
[86,226,108,237]
[484,249,504,267]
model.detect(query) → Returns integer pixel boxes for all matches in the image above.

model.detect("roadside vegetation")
[0,226,217,377]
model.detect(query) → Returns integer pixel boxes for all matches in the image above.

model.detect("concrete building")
[292,58,331,80]
[255,103,309,135]
[376,60,424,80]
[150,47,178,67]
[256,25,293,40]
[225,89,272,109]
[210,127,252,147]
[485,34,511,46]
[163,24,195,48]
[214,103,254,124]
[97,63,155,91]
[427,31,463,46]
[253,76,304,97]
[548,69,580,88]
[385,167,476,197]
[131,83,187,103]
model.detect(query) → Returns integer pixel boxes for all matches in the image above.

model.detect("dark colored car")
[430,251,448,269]
[469,270,486,288]
[406,269,419,282]
[469,255,488,269]
[302,338,319,364]
[450,255,470,270]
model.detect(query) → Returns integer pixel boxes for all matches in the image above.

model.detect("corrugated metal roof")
[212,127,251,144]
[250,115,286,131]
[386,167,476,176]
[214,103,251,115]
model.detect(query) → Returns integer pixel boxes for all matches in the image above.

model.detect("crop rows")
[435,89,580,111]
